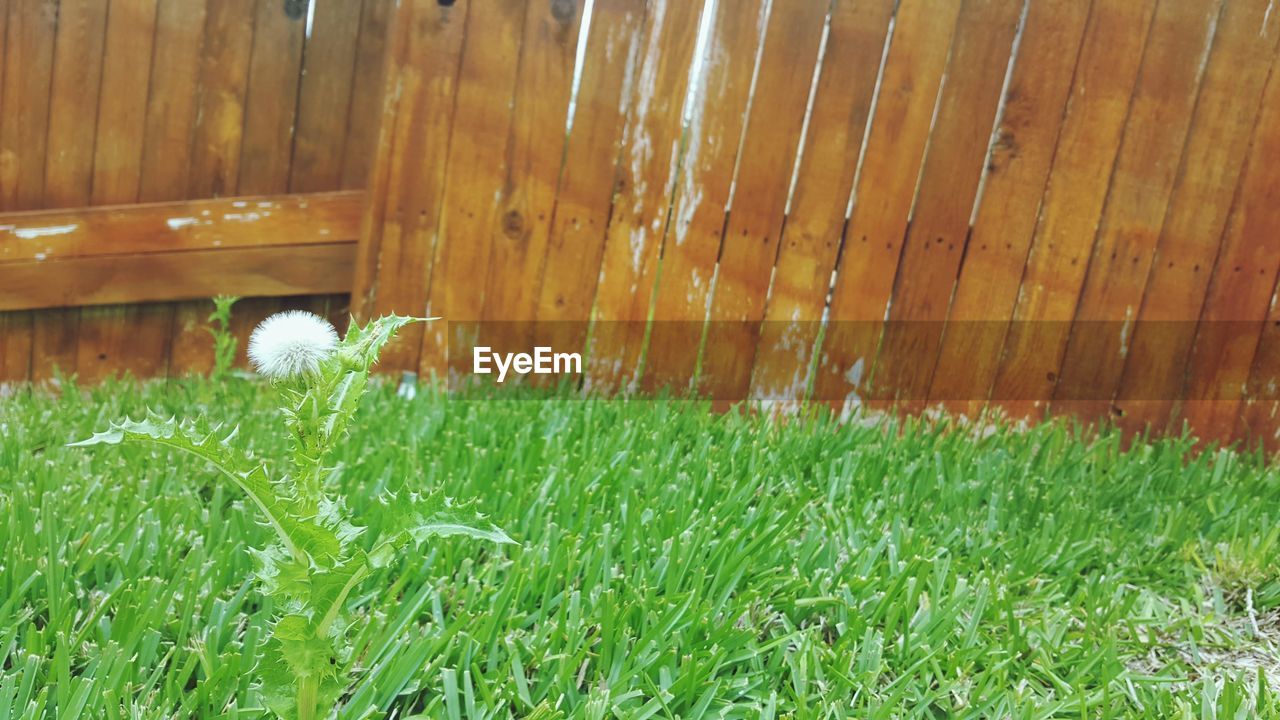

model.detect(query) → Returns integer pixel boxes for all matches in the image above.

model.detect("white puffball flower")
[248,310,339,379]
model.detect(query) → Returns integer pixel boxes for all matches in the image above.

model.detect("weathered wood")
[927,0,1091,418]
[814,0,965,412]
[533,0,647,323]
[138,0,209,203]
[238,0,307,196]
[91,0,160,205]
[421,0,533,377]
[1113,0,1280,436]
[584,0,706,392]
[641,0,769,394]
[478,0,584,362]
[143,0,212,378]
[290,0,365,193]
[1236,294,1280,454]
[38,0,113,382]
[357,0,468,374]
[986,0,1159,420]
[187,0,254,199]
[698,0,828,401]
[342,0,393,190]
[530,0,649,375]
[873,0,1025,412]
[0,0,58,383]
[0,244,355,311]
[749,0,896,404]
[1176,65,1280,444]
[80,0,165,384]
[1051,0,1223,425]
[0,191,364,263]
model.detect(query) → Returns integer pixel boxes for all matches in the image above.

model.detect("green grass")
[3,378,1280,718]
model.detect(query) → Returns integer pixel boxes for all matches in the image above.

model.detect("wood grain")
[927,0,1092,418]
[290,0,365,193]
[585,0,706,392]
[1050,0,1223,426]
[0,0,58,383]
[986,0,1159,419]
[873,0,1025,412]
[479,0,584,352]
[1176,64,1280,444]
[698,0,828,401]
[534,0,647,324]
[814,0,965,412]
[37,0,112,382]
[80,0,165,384]
[0,244,355,311]
[640,0,769,394]
[749,0,896,404]
[0,191,363,263]
[1112,0,1280,437]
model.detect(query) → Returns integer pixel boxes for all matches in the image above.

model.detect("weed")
[70,314,512,719]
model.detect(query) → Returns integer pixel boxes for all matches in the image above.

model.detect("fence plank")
[0,0,58,383]
[240,0,316,362]
[342,0,393,190]
[1113,0,1280,436]
[1176,67,1280,444]
[0,244,355,311]
[641,0,768,394]
[421,0,529,378]
[749,0,895,404]
[531,0,648,379]
[37,0,112,382]
[986,0,1159,419]
[350,0,412,321]
[478,0,584,352]
[187,0,254,199]
[177,0,257,376]
[238,0,307,196]
[1050,0,1223,425]
[584,0,705,392]
[698,0,828,401]
[927,0,1090,418]
[290,0,365,193]
[139,0,208,203]
[80,0,165,384]
[360,0,467,373]
[44,0,108,208]
[813,0,964,412]
[873,0,1025,412]
[534,0,646,325]
[91,0,159,205]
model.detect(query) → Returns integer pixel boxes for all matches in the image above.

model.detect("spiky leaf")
[69,413,343,565]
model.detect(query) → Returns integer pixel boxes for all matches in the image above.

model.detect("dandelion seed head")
[248,310,339,379]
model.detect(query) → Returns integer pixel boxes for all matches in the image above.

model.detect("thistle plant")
[72,312,513,719]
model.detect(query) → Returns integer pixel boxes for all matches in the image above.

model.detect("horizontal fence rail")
[0,191,361,310]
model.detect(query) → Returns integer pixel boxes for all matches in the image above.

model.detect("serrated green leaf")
[339,315,429,371]
[372,490,516,566]
[70,413,342,565]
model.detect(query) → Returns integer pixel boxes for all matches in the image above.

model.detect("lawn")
[2,378,1280,718]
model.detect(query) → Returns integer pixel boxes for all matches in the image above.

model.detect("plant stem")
[298,675,319,720]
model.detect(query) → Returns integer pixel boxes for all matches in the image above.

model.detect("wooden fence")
[0,0,389,383]
[4,0,1280,450]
